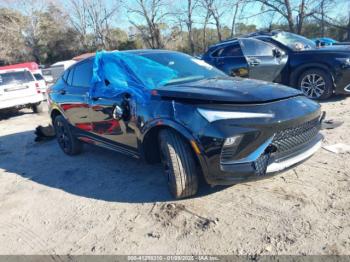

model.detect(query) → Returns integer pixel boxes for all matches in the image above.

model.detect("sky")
[1,0,349,31]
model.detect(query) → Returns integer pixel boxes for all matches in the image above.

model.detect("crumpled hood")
[154,77,302,104]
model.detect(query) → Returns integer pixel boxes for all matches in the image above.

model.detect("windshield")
[139,52,226,86]
[272,32,316,50]
[0,71,34,86]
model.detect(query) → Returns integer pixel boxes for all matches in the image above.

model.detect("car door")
[89,84,139,154]
[212,42,250,77]
[58,61,91,133]
[239,38,288,82]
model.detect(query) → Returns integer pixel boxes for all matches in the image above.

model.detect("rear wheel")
[53,115,83,155]
[159,129,198,199]
[298,69,333,100]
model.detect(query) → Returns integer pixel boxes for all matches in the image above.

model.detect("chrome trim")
[266,139,322,173]
[221,136,274,164]
[344,83,350,93]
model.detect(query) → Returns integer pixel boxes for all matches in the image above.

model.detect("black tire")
[297,69,333,100]
[32,102,44,113]
[53,115,83,155]
[159,129,198,199]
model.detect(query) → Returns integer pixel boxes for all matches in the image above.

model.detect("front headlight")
[336,58,350,67]
[197,108,274,122]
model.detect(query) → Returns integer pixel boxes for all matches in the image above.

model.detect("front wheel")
[53,115,83,155]
[298,69,333,100]
[159,129,199,199]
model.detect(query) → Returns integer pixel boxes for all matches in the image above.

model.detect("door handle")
[59,89,66,95]
[249,59,261,67]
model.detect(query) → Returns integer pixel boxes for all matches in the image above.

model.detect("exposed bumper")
[266,136,322,173]
[0,94,43,110]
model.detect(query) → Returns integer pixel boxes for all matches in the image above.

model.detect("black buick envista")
[48,50,323,199]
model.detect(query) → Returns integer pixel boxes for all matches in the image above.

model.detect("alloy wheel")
[300,73,326,99]
[55,120,71,153]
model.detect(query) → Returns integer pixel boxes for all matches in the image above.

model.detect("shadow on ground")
[0,130,224,203]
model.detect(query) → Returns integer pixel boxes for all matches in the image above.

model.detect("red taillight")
[35,82,41,93]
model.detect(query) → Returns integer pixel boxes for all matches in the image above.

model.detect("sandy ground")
[0,97,349,256]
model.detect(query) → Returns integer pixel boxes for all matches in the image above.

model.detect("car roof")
[74,49,184,65]
[206,30,283,50]
[0,68,30,74]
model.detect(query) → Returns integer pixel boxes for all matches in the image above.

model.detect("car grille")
[272,117,321,155]
[220,117,321,173]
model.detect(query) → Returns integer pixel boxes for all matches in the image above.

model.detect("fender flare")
[290,63,334,87]
[141,118,196,144]
[49,104,66,123]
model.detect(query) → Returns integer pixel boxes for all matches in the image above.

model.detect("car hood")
[154,77,302,104]
[301,45,350,54]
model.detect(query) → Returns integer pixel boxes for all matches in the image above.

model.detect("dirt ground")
[0,97,349,255]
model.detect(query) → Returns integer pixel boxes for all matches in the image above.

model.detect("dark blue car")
[203,31,350,100]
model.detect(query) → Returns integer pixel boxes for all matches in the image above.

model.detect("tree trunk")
[230,2,240,38]
[284,0,295,32]
[187,0,195,55]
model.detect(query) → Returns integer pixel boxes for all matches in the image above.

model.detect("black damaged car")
[203,31,350,100]
[48,50,323,199]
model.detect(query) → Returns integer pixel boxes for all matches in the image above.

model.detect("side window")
[67,68,74,86]
[240,38,274,56]
[211,48,224,57]
[211,43,243,57]
[72,61,93,88]
[62,70,70,82]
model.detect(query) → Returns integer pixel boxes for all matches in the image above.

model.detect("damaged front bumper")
[210,134,322,185]
[202,113,324,185]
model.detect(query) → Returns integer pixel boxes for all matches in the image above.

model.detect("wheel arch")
[50,108,63,124]
[141,120,198,163]
[290,63,335,87]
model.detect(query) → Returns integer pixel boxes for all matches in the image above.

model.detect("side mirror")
[113,105,124,120]
[273,49,282,58]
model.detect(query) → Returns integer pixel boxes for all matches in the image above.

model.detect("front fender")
[141,118,197,145]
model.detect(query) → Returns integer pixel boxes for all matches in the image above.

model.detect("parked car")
[0,62,48,95]
[48,50,323,199]
[0,68,44,113]
[202,31,350,100]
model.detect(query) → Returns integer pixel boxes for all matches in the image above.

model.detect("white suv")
[0,68,44,113]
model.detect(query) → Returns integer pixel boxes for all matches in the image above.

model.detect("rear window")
[0,71,35,86]
[34,73,44,80]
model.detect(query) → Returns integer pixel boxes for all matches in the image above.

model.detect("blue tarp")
[90,51,177,101]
